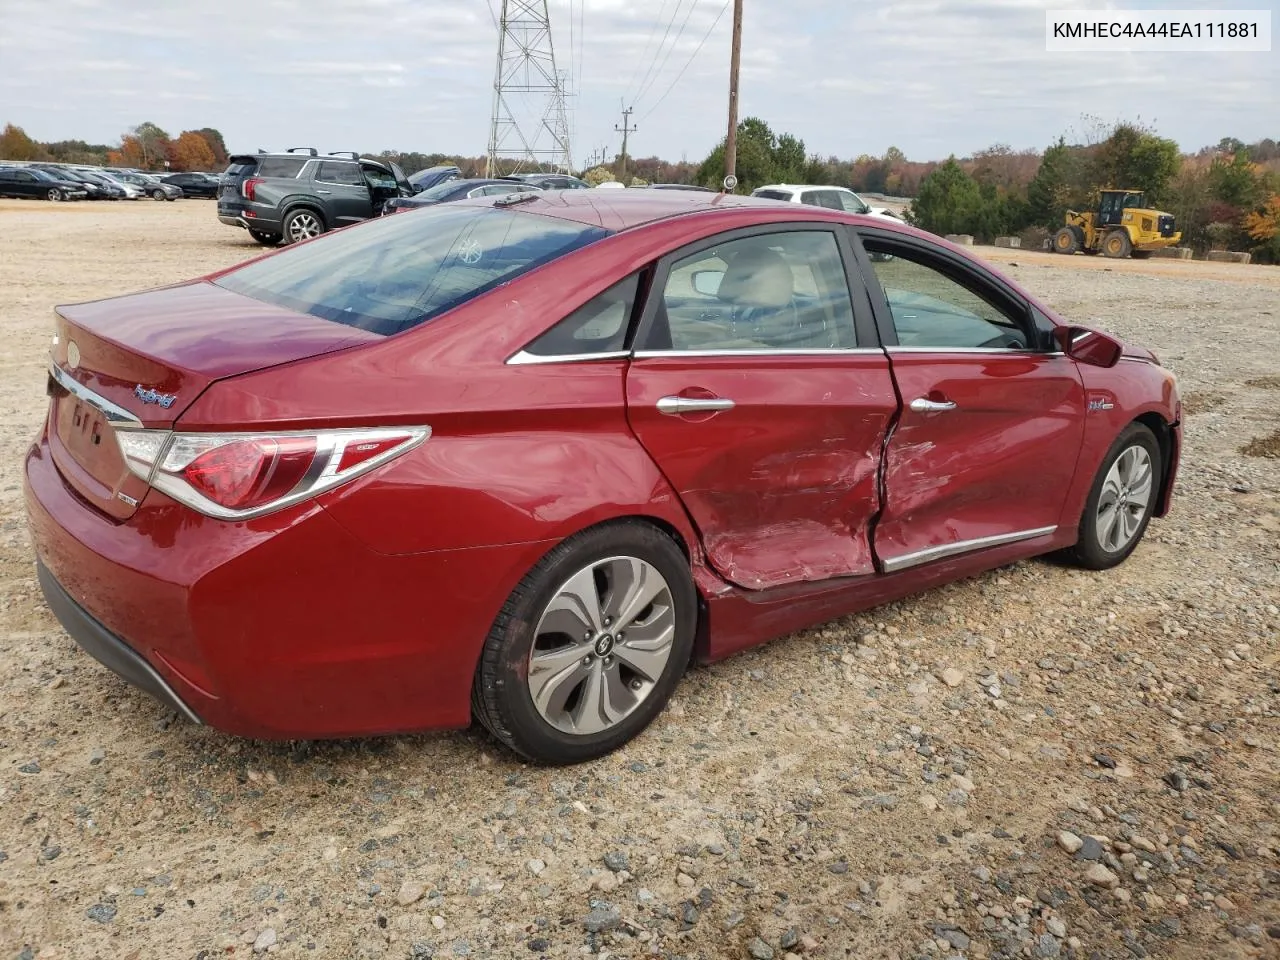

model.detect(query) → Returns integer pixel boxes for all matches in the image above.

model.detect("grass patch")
[1244,376,1280,390]
[1181,391,1226,415]
[1241,430,1280,459]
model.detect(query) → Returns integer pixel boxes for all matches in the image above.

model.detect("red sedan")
[25,190,1181,764]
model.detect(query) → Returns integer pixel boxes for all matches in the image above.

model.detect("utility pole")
[615,106,637,181]
[724,0,744,190]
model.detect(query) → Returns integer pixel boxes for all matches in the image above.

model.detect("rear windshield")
[214,205,609,336]
[224,156,308,179]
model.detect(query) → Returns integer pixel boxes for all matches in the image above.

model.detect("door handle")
[657,396,735,416]
[909,397,957,413]
[316,189,332,194]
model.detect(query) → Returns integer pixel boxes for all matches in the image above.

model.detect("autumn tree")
[170,130,218,171]
[129,121,172,169]
[193,127,229,167]
[0,123,41,160]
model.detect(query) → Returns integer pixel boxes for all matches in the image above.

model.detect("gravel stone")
[1084,864,1120,889]
[1057,831,1083,854]
[747,937,775,959]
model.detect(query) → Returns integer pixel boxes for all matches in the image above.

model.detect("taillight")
[242,176,264,201]
[115,427,429,520]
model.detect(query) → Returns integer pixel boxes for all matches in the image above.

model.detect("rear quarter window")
[753,189,793,201]
[256,157,308,178]
[214,206,610,337]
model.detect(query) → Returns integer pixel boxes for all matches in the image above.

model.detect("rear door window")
[317,161,364,186]
[214,205,610,336]
[753,189,793,201]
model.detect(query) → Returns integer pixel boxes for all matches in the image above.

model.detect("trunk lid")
[48,281,380,520]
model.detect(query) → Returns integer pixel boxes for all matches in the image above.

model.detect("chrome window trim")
[633,348,886,358]
[506,350,632,365]
[886,347,1066,357]
[48,364,142,427]
[880,525,1057,573]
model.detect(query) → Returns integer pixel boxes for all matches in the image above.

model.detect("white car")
[750,184,902,221]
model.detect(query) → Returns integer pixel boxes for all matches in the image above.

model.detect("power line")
[639,0,731,122]
[630,0,687,112]
[623,0,674,106]
[635,0,701,108]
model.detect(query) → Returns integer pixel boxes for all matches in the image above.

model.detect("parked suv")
[218,148,414,246]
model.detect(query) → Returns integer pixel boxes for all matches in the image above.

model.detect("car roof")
[478,188,812,231]
[754,183,855,193]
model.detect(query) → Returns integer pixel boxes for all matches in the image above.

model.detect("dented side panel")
[874,352,1086,565]
[625,354,897,590]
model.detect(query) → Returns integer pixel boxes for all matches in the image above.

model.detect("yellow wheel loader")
[1052,189,1182,259]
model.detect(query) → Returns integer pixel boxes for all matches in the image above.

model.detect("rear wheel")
[472,521,696,764]
[47,188,64,202]
[1064,423,1161,570]
[248,229,281,247]
[282,208,325,244]
[1102,229,1132,259]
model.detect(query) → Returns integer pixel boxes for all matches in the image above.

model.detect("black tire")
[1102,229,1132,259]
[1064,423,1161,570]
[472,521,697,764]
[281,207,326,244]
[1053,227,1080,255]
[150,188,166,201]
[47,188,63,202]
[248,229,282,247]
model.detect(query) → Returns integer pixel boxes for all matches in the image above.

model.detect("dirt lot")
[0,199,1277,960]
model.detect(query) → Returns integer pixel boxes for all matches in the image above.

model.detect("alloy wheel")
[288,213,322,242]
[48,189,62,202]
[1095,445,1153,552]
[526,556,676,736]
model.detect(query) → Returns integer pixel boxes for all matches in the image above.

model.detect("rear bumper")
[217,202,281,232]
[23,423,551,740]
[36,560,202,724]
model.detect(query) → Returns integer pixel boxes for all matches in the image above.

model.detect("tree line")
[0,122,229,173]
[4,116,1277,262]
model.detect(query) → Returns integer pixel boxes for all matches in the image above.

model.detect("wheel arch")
[281,199,328,228]
[1133,410,1178,518]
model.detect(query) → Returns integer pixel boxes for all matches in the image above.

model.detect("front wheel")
[1053,227,1080,254]
[1103,229,1132,259]
[47,188,64,202]
[282,208,325,244]
[1065,423,1161,570]
[472,522,697,764]
[150,188,166,201]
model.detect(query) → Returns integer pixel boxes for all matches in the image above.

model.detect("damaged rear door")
[625,224,897,590]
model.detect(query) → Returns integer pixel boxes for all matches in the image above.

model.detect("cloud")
[3,0,1276,166]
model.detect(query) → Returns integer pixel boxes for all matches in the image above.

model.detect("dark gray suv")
[217,148,414,246]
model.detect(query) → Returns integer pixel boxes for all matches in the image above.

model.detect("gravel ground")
[0,200,1277,960]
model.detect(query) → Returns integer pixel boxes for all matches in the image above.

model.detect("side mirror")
[691,270,724,297]
[1055,325,1123,368]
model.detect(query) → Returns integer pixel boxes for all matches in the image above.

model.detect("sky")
[1,0,1276,166]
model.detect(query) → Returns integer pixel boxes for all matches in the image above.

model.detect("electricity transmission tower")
[487,0,573,176]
